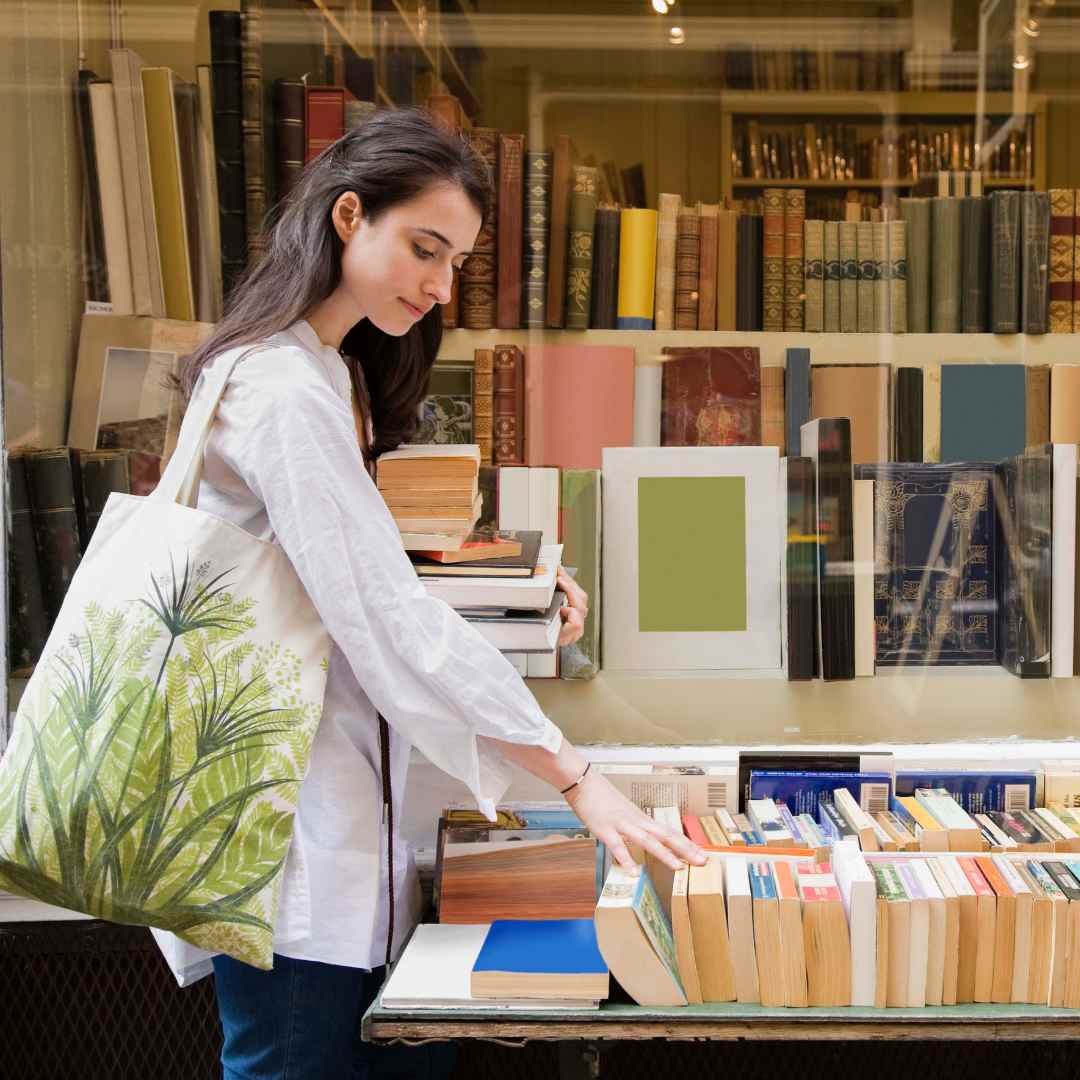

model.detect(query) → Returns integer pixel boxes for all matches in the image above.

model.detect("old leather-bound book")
[496,133,525,329]
[589,205,620,329]
[273,79,304,205]
[1022,191,1050,335]
[461,128,498,329]
[25,449,83,626]
[1048,189,1074,333]
[240,0,266,260]
[762,188,785,330]
[492,344,525,465]
[545,134,576,328]
[696,203,719,331]
[523,150,552,329]
[674,207,701,330]
[474,348,494,465]
[564,165,598,329]
[660,346,762,447]
[990,190,1021,334]
[783,187,805,330]
[654,192,681,331]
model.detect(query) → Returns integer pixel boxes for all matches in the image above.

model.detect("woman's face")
[336,181,483,336]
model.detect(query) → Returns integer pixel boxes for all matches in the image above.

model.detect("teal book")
[559,469,601,680]
[939,364,1025,461]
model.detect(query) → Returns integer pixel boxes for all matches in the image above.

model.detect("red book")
[303,86,344,163]
[660,346,762,447]
[496,133,524,330]
[681,813,710,848]
[493,344,525,465]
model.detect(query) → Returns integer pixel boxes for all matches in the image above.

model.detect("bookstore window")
[2,1,1080,748]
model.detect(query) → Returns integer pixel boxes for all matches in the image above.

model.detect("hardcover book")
[762,188,785,331]
[990,190,1022,334]
[810,364,890,466]
[960,196,990,333]
[853,463,998,667]
[939,364,1026,462]
[784,347,811,456]
[492,344,525,465]
[415,362,474,445]
[785,457,817,681]
[461,128,498,329]
[654,192,681,331]
[616,209,658,329]
[838,220,859,333]
[894,367,923,462]
[736,212,763,331]
[523,151,553,329]
[25,449,83,625]
[823,221,841,332]
[1021,191,1050,335]
[559,470,601,680]
[899,197,930,332]
[855,220,875,333]
[697,203,719,331]
[496,133,525,329]
[473,348,494,464]
[1049,188,1074,333]
[931,196,961,333]
[545,134,576,328]
[760,367,785,452]
[7,453,50,673]
[589,205,620,329]
[803,219,824,332]
[240,0,266,259]
[716,207,738,330]
[872,220,888,333]
[564,165,598,329]
[783,188,805,330]
[660,347,762,447]
[674,208,701,330]
[887,218,907,334]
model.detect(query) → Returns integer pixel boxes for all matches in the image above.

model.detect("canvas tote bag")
[0,346,330,969]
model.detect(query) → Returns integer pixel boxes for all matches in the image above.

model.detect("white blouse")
[154,319,562,985]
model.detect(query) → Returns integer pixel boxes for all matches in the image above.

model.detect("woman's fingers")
[557,605,585,646]
[642,819,707,866]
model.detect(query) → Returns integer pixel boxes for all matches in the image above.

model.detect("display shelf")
[729,176,1035,189]
[441,329,1076,368]
[364,998,1080,1044]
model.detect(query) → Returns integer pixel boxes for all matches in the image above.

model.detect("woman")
[174,108,704,1079]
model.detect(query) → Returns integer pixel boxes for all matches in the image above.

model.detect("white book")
[832,841,876,1007]
[975,812,1017,850]
[994,854,1033,1004]
[466,593,564,653]
[912,859,946,1006]
[380,923,598,1011]
[1035,806,1080,848]
[746,798,794,846]
[833,787,880,852]
[422,544,562,611]
[722,856,760,1004]
[88,82,134,315]
[896,862,929,1007]
[927,857,961,1005]
[853,477,875,677]
[1052,444,1078,677]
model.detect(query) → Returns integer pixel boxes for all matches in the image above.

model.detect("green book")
[838,221,858,333]
[872,220,888,333]
[523,151,552,329]
[931,196,962,333]
[559,469,601,679]
[565,165,598,329]
[899,197,930,333]
[856,221,875,333]
[803,219,824,332]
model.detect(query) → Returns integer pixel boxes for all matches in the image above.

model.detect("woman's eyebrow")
[416,227,473,257]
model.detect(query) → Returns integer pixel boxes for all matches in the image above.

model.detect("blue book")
[473,919,607,976]
[785,347,811,454]
[894,771,1035,814]
[749,770,892,818]
[853,462,998,666]
[939,364,1026,461]
[747,861,777,900]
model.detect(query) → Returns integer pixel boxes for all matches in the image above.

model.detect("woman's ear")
[332,191,363,244]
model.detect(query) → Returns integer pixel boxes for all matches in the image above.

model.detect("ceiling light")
[651,0,668,13]
[669,25,685,44]
[1022,17,1040,37]
[1013,52,1031,70]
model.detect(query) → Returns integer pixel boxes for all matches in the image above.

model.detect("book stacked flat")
[376,444,481,550]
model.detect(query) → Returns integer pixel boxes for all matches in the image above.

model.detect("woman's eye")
[413,243,436,260]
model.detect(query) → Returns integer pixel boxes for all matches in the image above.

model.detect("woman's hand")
[556,566,588,648]
[564,768,707,872]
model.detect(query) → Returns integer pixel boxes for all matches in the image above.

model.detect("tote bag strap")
[155,344,269,508]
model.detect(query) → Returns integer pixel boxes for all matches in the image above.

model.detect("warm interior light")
[1022,17,1040,37]
[669,25,686,44]
[1013,52,1031,69]
[651,0,669,13]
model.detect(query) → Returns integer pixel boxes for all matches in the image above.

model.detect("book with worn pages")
[412,531,540,577]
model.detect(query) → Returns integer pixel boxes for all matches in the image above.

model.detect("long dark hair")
[179,108,491,456]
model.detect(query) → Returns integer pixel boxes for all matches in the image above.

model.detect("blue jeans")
[213,953,457,1080]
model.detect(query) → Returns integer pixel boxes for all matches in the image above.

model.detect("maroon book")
[660,346,762,447]
[303,86,344,163]
[493,344,525,464]
[462,128,498,330]
[496,133,524,330]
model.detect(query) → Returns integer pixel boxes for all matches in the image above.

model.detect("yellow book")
[896,795,949,852]
[616,208,658,328]
[141,66,195,321]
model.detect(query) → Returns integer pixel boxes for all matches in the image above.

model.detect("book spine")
[931,197,962,333]
[900,197,931,333]
[496,133,525,330]
[1073,187,1080,335]
[785,346,811,455]
[1048,188,1074,333]
[803,219,824,332]
[1022,191,1050,335]
[76,70,109,304]
[674,208,701,330]
[838,221,858,334]
[960,196,990,333]
[888,218,907,334]
[474,348,494,465]
[786,456,818,680]
[616,208,657,329]
[26,450,83,626]
[761,366,786,453]
[564,164,598,330]
[1026,365,1051,446]
[303,87,344,163]
[523,151,553,329]
[736,213,763,331]
[545,134,573,328]
[654,193,681,331]
[823,221,841,333]
[716,208,738,330]
[6,453,50,673]
[872,220,889,333]
[762,188,785,330]
[589,206,620,330]
[240,0,266,260]
[492,346,525,465]
[894,368,923,462]
[559,469,601,680]
[208,13,248,301]
[461,128,498,330]
[783,187,805,330]
[856,221,875,333]
[697,204,719,331]
[273,79,305,206]
[76,450,131,547]
[990,190,1021,334]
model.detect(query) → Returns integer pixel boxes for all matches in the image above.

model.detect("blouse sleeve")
[207,348,563,815]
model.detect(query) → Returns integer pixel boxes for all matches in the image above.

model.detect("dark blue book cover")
[939,364,1025,461]
[749,770,892,817]
[894,771,1035,814]
[854,462,998,666]
[785,347,811,455]
[472,919,607,975]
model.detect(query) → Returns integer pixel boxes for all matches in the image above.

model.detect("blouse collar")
[290,319,352,403]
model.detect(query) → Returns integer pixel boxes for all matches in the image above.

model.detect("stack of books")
[376,444,481,550]
[411,529,565,654]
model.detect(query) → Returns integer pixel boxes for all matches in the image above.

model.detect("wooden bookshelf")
[718,90,1048,201]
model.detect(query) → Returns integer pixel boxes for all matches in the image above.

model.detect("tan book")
[761,367,785,453]
[773,860,808,1007]
[803,219,824,332]
[922,362,942,463]
[654,193,682,331]
[1050,365,1080,443]
[674,208,701,330]
[715,808,745,846]
[671,867,704,1003]
[810,363,891,466]
[927,858,961,1005]
[473,348,494,465]
[194,65,223,322]
[873,889,890,1008]
[1015,861,1052,1005]
[976,855,1016,1004]
[912,860,946,1006]
[1026,365,1051,447]
[688,858,736,1002]
[696,203,719,331]
[991,856,1034,1005]
[645,805,681,922]
[1066,891,1080,1008]
[870,862,910,1007]
[797,864,851,1006]
[750,861,785,1006]
[874,810,918,852]
[724,856,760,1003]
[699,814,727,847]
[716,207,738,330]
[834,787,878,851]
[939,855,979,1003]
